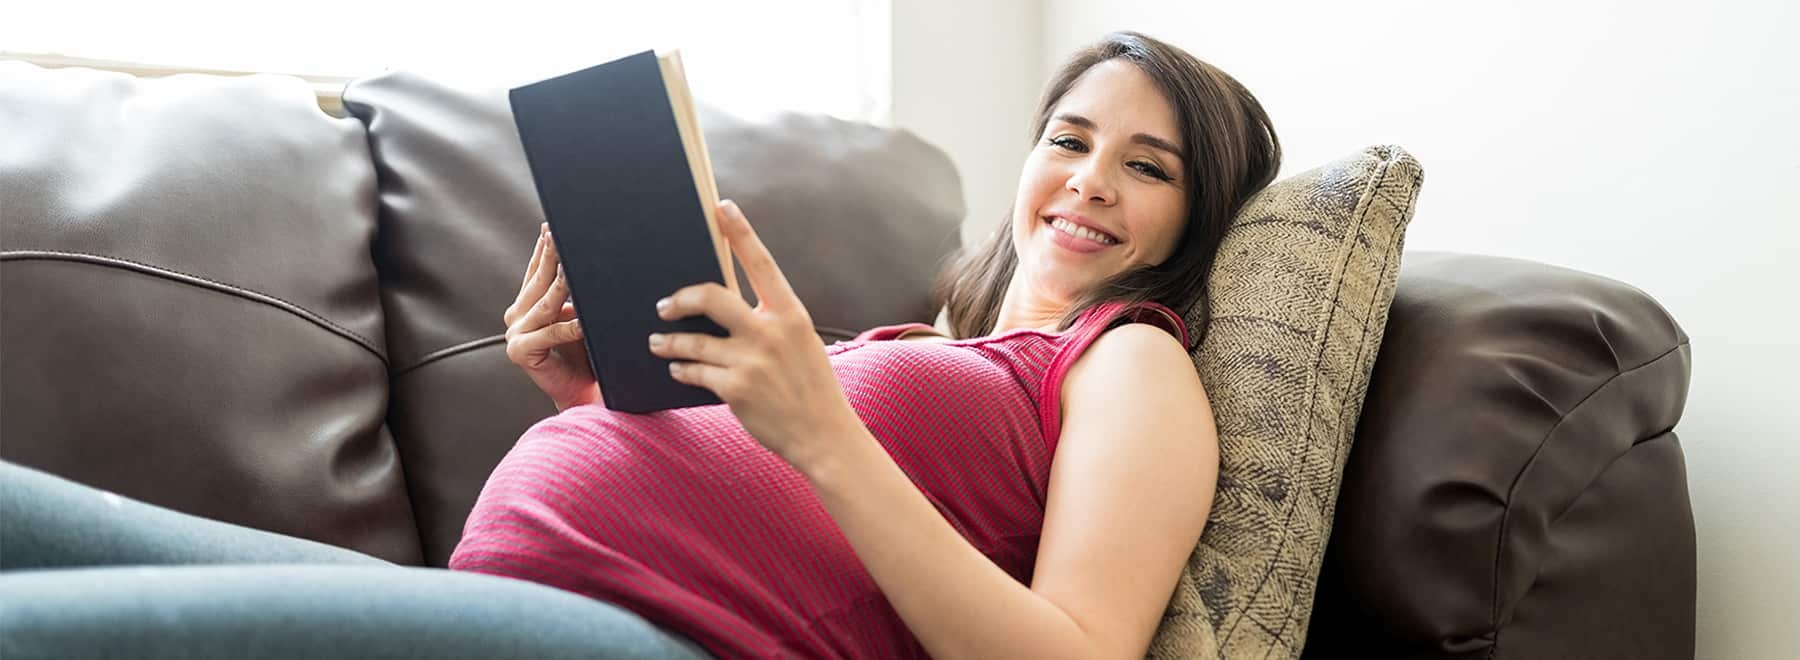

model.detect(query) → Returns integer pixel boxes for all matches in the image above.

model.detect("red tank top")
[449,300,1189,659]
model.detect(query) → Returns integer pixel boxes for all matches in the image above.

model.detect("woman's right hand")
[504,223,601,411]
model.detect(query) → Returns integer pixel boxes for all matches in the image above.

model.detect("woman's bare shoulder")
[1065,322,1201,394]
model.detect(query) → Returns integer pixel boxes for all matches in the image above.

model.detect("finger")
[505,227,549,323]
[657,282,754,335]
[515,268,571,333]
[507,227,557,322]
[667,360,734,398]
[529,238,565,308]
[508,319,584,368]
[522,223,547,286]
[559,301,577,322]
[717,200,799,312]
[547,318,583,344]
[647,331,732,367]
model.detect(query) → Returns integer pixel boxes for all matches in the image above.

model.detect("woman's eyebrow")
[1051,112,1185,160]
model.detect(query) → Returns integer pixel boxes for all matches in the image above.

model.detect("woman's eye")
[1131,161,1173,181]
[1050,136,1172,182]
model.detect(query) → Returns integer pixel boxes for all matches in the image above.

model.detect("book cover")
[509,49,739,414]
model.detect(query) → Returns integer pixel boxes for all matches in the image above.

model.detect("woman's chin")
[1037,246,1111,282]
[1022,234,1111,297]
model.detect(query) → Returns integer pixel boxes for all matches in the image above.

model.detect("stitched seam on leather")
[393,335,506,376]
[1487,431,1678,660]
[1230,151,1400,655]
[398,323,859,376]
[0,250,387,364]
[1485,339,1690,658]
[1547,430,1674,529]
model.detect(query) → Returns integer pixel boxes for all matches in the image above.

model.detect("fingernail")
[655,297,672,313]
[648,333,665,348]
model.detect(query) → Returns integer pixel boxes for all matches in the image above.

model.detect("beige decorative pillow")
[1150,145,1424,658]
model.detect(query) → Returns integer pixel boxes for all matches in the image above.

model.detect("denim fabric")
[0,461,391,569]
[0,462,715,660]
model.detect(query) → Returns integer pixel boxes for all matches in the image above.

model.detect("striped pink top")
[449,300,1189,659]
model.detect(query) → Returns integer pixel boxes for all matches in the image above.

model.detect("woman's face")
[1010,58,1188,306]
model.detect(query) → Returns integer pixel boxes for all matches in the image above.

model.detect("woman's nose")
[1065,159,1116,205]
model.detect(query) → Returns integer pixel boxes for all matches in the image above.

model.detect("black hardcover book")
[509,49,740,413]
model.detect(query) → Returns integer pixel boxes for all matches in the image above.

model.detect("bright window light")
[0,0,892,124]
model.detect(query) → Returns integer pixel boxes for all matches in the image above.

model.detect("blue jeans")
[0,461,716,660]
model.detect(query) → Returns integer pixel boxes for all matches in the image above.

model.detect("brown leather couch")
[0,61,1695,659]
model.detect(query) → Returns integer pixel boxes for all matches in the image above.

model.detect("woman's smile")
[1044,215,1119,254]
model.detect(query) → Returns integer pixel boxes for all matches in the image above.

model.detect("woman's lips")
[1045,216,1115,254]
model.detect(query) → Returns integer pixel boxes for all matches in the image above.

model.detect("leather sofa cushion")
[340,70,964,565]
[1153,145,1422,659]
[0,61,421,564]
[1304,252,1695,659]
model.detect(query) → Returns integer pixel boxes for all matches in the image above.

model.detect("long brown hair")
[932,31,1281,342]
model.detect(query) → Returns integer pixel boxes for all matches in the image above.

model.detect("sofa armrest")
[1303,251,1695,659]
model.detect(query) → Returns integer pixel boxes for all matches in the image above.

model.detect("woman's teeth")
[1049,217,1117,245]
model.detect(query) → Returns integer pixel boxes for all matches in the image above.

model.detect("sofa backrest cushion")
[340,69,964,565]
[0,61,422,564]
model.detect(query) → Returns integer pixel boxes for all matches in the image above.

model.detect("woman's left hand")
[649,199,862,470]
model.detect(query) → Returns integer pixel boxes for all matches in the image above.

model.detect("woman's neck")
[991,276,1070,335]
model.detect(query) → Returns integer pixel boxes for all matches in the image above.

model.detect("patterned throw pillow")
[1148,145,1424,659]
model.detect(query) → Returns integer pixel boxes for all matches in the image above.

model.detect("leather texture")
[1302,252,1695,660]
[339,70,963,565]
[1153,145,1421,659]
[0,61,422,564]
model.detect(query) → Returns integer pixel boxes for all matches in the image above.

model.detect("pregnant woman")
[471,30,1279,659]
[0,30,1278,660]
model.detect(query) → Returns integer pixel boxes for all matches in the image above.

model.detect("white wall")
[1029,1,1799,658]
[890,0,1043,248]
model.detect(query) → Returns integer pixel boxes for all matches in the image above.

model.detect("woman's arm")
[649,201,1215,656]
[1034,323,1219,656]
[801,322,1218,660]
